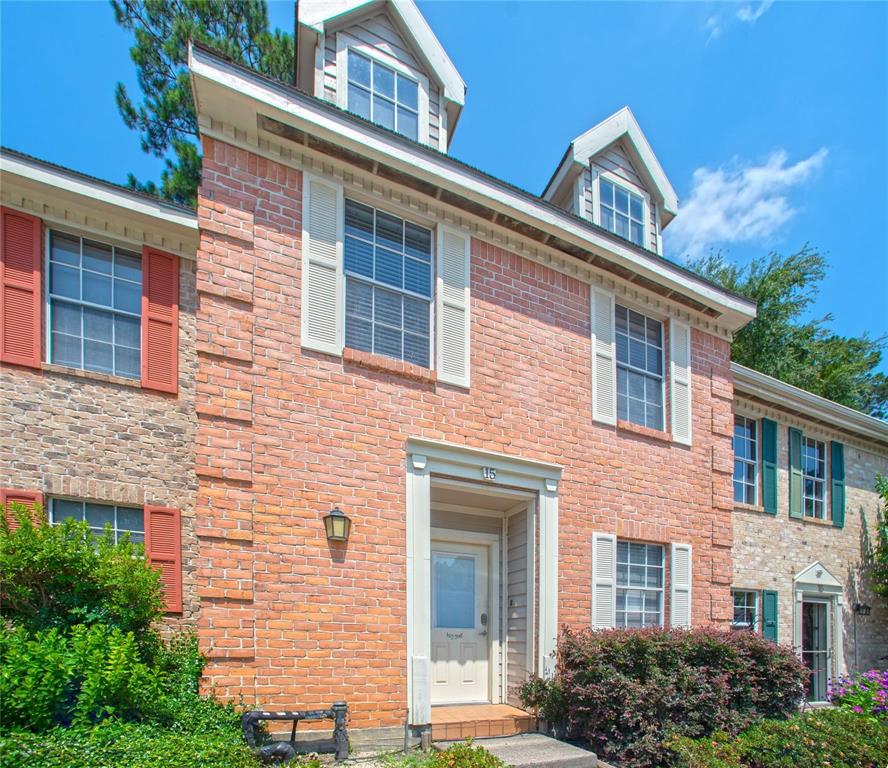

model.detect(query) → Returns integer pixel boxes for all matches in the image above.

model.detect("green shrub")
[382,741,506,768]
[669,708,888,768]
[518,627,807,768]
[0,623,165,730]
[0,504,163,636]
[0,720,261,768]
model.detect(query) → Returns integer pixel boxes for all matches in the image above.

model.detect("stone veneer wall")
[194,136,737,728]
[0,258,200,630]
[732,398,888,672]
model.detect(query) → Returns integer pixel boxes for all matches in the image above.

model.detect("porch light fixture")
[853,602,872,617]
[323,507,351,542]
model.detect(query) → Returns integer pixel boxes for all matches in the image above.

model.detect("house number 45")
[481,466,497,480]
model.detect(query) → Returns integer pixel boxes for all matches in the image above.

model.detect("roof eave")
[731,362,888,446]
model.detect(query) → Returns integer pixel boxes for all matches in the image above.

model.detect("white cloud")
[737,0,775,23]
[666,148,828,259]
[705,15,722,44]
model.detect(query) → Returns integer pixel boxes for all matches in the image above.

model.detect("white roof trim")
[189,46,756,330]
[794,561,842,589]
[544,107,678,219]
[0,151,197,231]
[299,0,466,106]
[732,362,888,445]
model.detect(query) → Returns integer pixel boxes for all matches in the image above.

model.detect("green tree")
[112,0,294,206]
[691,246,888,419]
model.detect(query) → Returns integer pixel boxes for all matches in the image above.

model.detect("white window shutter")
[590,288,617,425]
[301,174,343,356]
[591,533,617,629]
[670,542,692,628]
[669,320,692,445]
[436,226,471,387]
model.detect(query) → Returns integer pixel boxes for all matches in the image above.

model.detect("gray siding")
[322,12,444,150]
[584,140,661,252]
[431,509,503,535]
[506,509,530,705]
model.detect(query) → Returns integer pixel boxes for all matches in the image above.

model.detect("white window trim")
[801,435,829,520]
[591,168,650,249]
[44,227,143,378]
[615,539,665,629]
[341,196,436,370]
[731,588,760,631]
[614,301,666,432]
[733,415,759,506]
[49,497,145,544]
[335,32,430,145]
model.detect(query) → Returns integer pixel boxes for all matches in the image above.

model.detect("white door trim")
[431,528,501,706]
[406,438,561,726]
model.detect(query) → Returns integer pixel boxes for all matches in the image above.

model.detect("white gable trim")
[544,107,678,222]
[794,561,842,590]
[300,0,465,107]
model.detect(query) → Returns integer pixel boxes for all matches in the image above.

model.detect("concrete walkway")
[437,733,599,768]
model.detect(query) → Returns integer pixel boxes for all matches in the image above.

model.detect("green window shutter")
[831,441,845,529]
[761,590,778,642]
[761,418,778,514]
[788,427,803,518]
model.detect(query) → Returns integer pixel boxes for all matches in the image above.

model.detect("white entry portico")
[406,438,561,726]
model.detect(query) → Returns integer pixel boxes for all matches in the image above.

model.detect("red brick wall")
[195,137,735,727]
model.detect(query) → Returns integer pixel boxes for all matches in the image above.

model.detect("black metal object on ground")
[242,702,349,763]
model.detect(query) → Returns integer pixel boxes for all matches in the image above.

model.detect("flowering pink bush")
[828,669,888,722]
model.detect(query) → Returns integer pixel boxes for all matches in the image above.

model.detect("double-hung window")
[802,437,827,519]
[50,498,144,544]
[48,231,142,379]
[347,51,419,141]
[344,199,433,368]
[731,589,759,630]
[615,304,664,430]
[616,541,664,628]
[599,178,645,247]
[733,416,758,504]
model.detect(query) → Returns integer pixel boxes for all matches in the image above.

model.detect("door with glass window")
[802,600,830,702]
[430,542,490,704]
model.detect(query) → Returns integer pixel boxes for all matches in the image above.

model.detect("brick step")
[430,704,537,742]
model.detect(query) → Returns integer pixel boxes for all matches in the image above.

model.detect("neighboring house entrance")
[801,599,830,702]
[431,537,494,704]
[793,561,844,703]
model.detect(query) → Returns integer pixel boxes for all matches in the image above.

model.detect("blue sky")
[2,1,886,365]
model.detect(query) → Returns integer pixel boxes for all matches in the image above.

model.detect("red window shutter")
[1,207,42,368]
[141,247,179,394]
[1,488,44,530]
[145,505,182,613]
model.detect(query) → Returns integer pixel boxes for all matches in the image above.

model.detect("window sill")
[342,347,437,385]
[795,514,835,527]
[734,502,769,515]
[41,363,142,389]
[617,419,672,444]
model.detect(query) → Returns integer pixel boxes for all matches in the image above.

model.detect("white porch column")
[406,452,431,725]
[538,477,559,678]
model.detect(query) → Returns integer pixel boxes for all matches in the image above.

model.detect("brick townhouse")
[1,0,885,745]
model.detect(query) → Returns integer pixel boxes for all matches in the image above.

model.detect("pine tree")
[112,0,293,206]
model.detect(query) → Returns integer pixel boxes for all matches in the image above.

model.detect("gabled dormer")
[543,107,678,255]
[295,0,466,152]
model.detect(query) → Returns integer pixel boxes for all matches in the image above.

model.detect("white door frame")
[406,437,562,726]
[430,528,501,705]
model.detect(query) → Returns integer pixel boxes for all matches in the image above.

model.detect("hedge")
[669,708,888,768]
[518,627,807,768]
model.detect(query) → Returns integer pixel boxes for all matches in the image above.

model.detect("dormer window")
[599,178,645,247]
[347,51,419,141]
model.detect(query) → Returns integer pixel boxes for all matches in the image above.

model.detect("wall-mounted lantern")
[853,602,872,617]
[323,507,351,542]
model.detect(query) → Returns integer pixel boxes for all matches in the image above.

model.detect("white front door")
[430,541,490,704]
[802,599,831,702]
